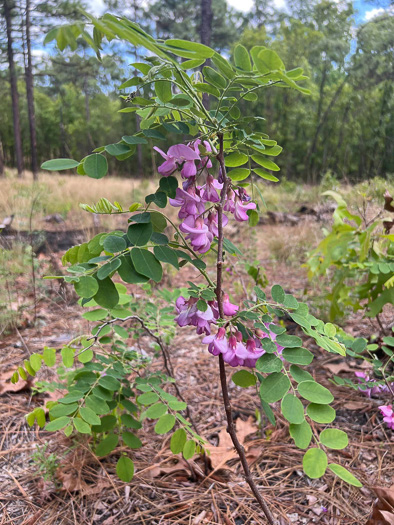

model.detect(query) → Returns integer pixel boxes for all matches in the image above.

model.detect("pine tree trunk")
[0,138,4,176]
[24,0,38,180]
[4,0,24,177]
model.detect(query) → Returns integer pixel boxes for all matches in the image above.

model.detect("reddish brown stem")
[215,133,276,525]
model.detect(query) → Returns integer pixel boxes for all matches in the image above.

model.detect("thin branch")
[84,314,200,434]
[215,133,276,525]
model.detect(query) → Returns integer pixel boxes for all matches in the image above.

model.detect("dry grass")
[0,168,157,231]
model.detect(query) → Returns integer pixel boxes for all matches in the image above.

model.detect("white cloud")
[365,7,387,21]
[227,0,287,12]
[227,0,254,12]
[86,0,105,16]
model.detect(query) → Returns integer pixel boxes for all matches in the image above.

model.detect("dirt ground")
[0,217,393,525]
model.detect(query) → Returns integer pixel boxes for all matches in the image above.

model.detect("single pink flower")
[192,139,214,170]
[154,144,200,178]
[169,187,205,219]
[179,215,213,253]
[379,405,394,430]
[205,211,228,237]
[222,333,248,367]
[201,174,222,203]
[243,338,265,368]
[175,296,216,335]
[222,293,238,316]
[203,327,228,356]
[153,146,177,176]
[234,196,256,222]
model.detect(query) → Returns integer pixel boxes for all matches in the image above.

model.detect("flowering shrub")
[12,15,366,520]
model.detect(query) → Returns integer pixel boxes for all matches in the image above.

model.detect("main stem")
[215,134,276,525]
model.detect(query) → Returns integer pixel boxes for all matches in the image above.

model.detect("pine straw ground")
[0,220,393,525]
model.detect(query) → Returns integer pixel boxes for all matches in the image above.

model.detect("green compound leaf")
[159,176,178,198]
[137,392,159,405]
[275,334,303,348]
[234,44,252,71]
[256,49,285,74]
[74,276,99,298]
[271,284,285,303]
[84,154,108,179]
[96,433,119,456]
[127,222,153,246]
[29,353,42,372]
[73,418,92,434]
[170,428,187,454]
[45,416,70,432]
[320,429,349,450]
[153,246,179,269]
[228,168,251,181]
[306,403,336,424]
[225,152,248,167]
[303,448,328,479]
[328,464,362,487]
[93,277,119,308]
[183,439,196,460]
[259,372,290,403]
[118,255,149,284]
[49,403,78,418]
[78,348,94,363]
[256,354,283,373]
[99,375,121,391]
[79,407,101,426]
[122,431,142,449]
[289,420,312,449]
[61,346,74,368]
[103,235,126,254]
[59,390,84,404]
[260,399,276,425]
[97,259,121,280]
[82,309,108,321]
[281,394,304,424]
[116,455,134,482]
[154,414,176,435]
[253,169,279,182]
[252,154,280,171]
[289,365,314,383]
[146,402,168,419]
[298,381,334,404]
[282,348,314,365]
[42,347,56,367]
[155,80,172,102]
[232,370,256,388]
[41,158,79,171]
[131,248,163,283]
[85,395,109,415]
[259,338,278,354]
[121,414,142,429]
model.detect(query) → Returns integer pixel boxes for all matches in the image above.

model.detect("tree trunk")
[83,75,95,153]
[4,0,24,177]
[0,138,4,176]
[200,0,212,109]
[24,0,38,180]
[306,76,347,182]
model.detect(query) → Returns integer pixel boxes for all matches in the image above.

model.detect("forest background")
[0,0,393,185]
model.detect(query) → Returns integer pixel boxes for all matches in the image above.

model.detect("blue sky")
[87,0,393,24]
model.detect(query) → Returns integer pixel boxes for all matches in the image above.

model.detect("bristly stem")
[215,133,276,525]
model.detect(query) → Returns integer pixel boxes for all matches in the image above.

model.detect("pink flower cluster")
[379,405,394,430]
[203,327,284,368]
[354,372,392,398]
[155,140,256,254]
[175,294,238,336]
